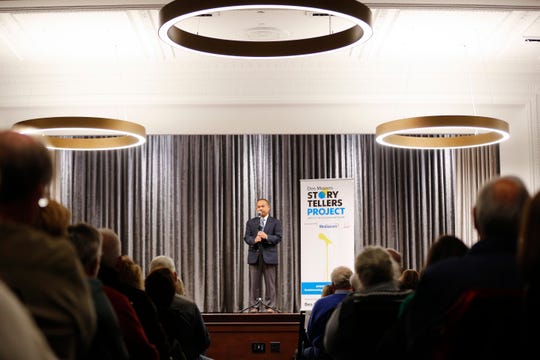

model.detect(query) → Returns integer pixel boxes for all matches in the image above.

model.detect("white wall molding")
[528,94,540,191]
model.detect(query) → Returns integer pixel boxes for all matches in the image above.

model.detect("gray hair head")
[149,255,176,273]
[330,266,353,289]
[355,246,400,288]
[474,175,530,239]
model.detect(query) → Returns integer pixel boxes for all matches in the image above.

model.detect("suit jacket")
[244,215,282,265]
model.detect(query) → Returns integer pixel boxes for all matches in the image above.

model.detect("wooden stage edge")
[202,312,303,360]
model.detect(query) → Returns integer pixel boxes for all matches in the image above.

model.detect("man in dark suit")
[244,198,283,312]
[396,175,530,358]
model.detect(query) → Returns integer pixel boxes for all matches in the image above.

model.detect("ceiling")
[0,0,539,135]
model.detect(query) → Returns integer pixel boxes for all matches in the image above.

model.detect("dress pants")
[249,254,277,308]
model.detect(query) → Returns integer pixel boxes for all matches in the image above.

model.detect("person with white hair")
[149,255,211,360]
[324,246,411,360]
[149,255,185,296]
[302,266,353,359]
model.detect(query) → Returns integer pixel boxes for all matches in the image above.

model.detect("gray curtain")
[51,134,498,312]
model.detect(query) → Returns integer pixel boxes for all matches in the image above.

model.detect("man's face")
[257,200,270,217]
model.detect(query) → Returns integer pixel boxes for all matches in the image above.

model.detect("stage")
[202,313,303,359]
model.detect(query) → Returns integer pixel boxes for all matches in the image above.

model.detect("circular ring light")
[375,115,510,149]
[158,0,372,58]
[12,117,146,151]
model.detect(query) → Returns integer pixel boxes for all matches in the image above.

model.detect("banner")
[300,178,355,311]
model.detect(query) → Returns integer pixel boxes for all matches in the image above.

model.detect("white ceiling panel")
[0,1,538,135]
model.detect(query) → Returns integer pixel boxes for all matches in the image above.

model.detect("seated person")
[324,246,411,360]
[320,284,334,297]
[98,228,168,359]
[303,266,353,360]
[0,278,57,360]
[397,176,528,358]
[67,222,129,360]
[399,269,420,291]
[145,267,187,360]
[149,255,211,360]
[0,131,95,359]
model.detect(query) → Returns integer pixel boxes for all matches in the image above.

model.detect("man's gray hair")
[67,222,102,274]
[330,266,353,289]
[355,246,400,288]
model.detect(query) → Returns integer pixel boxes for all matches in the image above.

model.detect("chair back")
[433,288,524,360]
[295,310,308,360]
[328,290,411,360]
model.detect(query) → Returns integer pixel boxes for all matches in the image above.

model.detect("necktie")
[260,217,265,230]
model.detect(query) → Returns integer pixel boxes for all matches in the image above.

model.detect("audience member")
[35,198,71,238]
[176,276,186,296]
[421,234,469,275]
[101,285,159,360]
[517,190,540,352]
[100,227,122,269]
[386,248,402,265]
[0,130,96,359]
[303,266,353,360]
[0,278,57,360]
[67,222,129,360]
[386,247,404,273]
[98,228,167,360]
[399,269,420,291]
[149,255,187,297]
[350,273,363,291]
[321,284,334,297]
[397,234,469,317]
[397,175,530,357]
[324,246,411,360]
[117,255,145,290]
[145,267,188,360]
[149,255,211,360]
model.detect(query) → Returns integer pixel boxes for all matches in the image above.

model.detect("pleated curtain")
[51,134,498,313]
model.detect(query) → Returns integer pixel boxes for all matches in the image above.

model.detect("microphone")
[257,211,262,230]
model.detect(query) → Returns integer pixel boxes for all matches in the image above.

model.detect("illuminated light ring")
[375,115,510,149]
[158,0,372,58]
[12,117,146,151]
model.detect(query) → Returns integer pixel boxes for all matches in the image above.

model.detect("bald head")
[98,228,121,268]
[0,131,52,201]
[0,131,53,223]
[474,175,530,239]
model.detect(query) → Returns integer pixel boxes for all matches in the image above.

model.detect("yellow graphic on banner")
[318,233,333,280]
